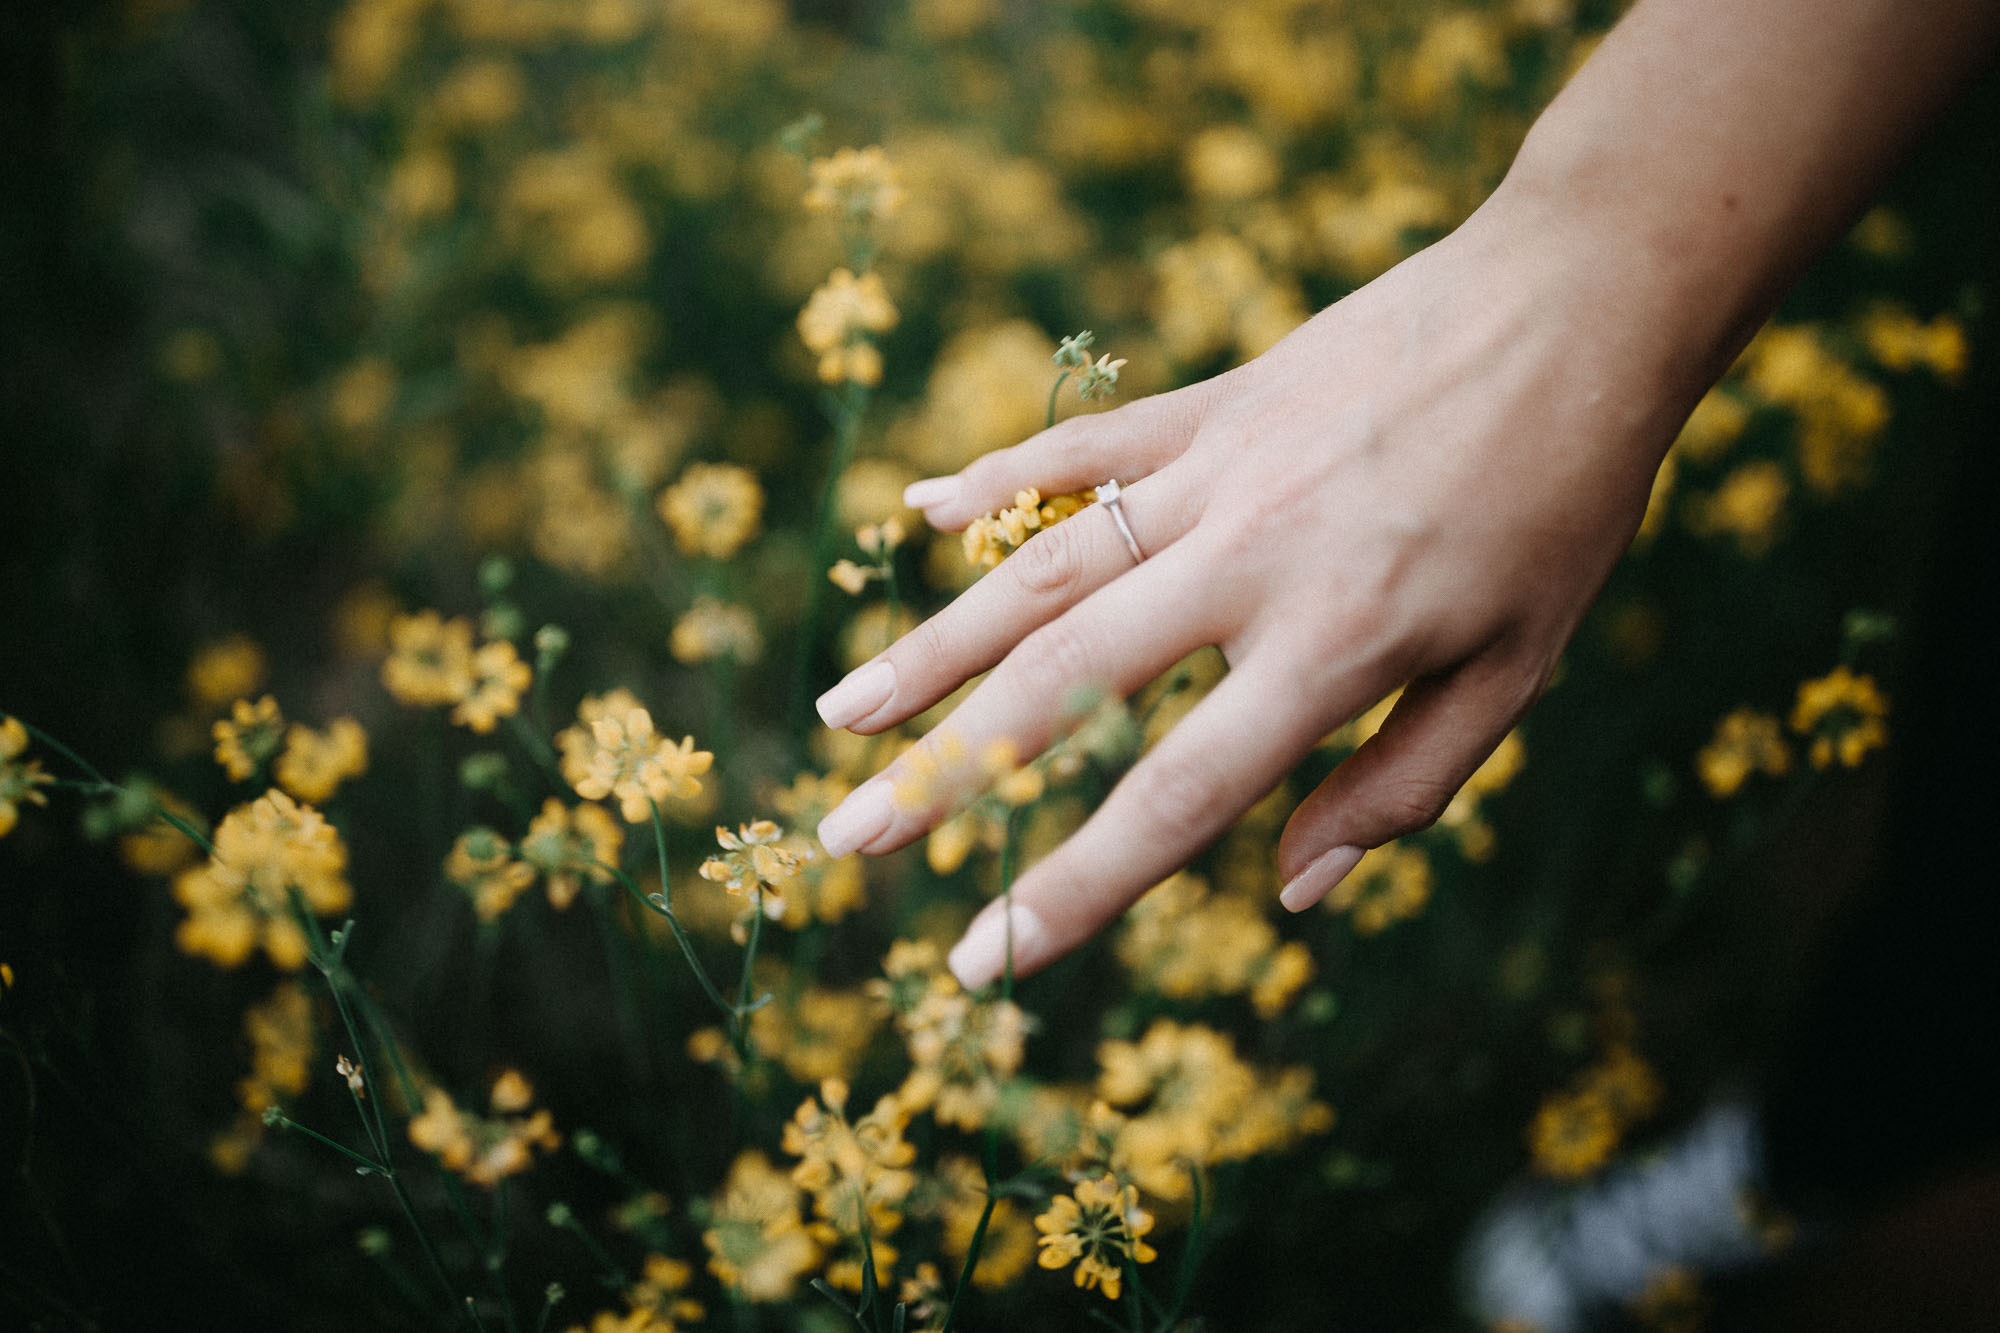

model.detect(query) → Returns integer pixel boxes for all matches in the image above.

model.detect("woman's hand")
[810,183,1699,990]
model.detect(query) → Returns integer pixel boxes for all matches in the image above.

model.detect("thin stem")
[734,884,766,1061]
[552,1209,631,1290]
[1163,1163,1206,1328]
[267,1110,385,1175]
[938,1190,999,1333]
[1045,371,1072,430]
[503,713,561,786]
[999,805,1022,1005]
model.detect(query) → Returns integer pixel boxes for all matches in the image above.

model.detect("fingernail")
[816,780,897,859]
[1278,845,1365,913]
[816,659,896,730]
[949,898,1050,990]
[903,476,961,510]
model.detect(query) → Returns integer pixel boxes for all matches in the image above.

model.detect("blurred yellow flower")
[173,790,352,971]
[1696,708,1791,798]
[408,1074,561,1188]
[452,639,532,734]
[1683,460,1789,558]
[1789,666,1889,770]
[670,598,763,665]
[446,827,537,923]
[658,462,764,559]
[1859,303,1967,381]
[804,146,905,225]
[382,610,477,707]
[0,717,55,839]
[186,635,267,711]
[520,798,623,909]
[212,695,287,782]
[796,269,898,387]
[1324,842,1432,936]
[702,1150,820,1302]
[1529,1088,1619,1180]
[275,717,369,804]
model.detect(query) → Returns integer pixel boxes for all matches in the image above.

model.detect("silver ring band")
[1098,478,1146,564]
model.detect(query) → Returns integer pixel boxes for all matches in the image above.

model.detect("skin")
[814,0,2000,990]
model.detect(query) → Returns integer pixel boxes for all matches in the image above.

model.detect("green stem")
[554,1210,631,1290]
[1163,1163,1206,1328]
[1045,371,1072,431]
[590,882,653,1084]
[999,806,1022,1005]
[939,1190,999,1333]
[503,713,561,786]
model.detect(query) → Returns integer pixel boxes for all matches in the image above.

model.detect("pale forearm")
[1497,0,2000,397]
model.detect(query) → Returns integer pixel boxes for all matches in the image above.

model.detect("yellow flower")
[186,635,267,711]
[781,1079,918,1291]
[1695,708,1791,798]
[119,790,206,877]
[446,827,537,923]
[452,639,532,734]
[1116,872,1313,1016]
[827,559,874,595]
[382,610,477,707]
[1324,842,1432,935]
[212,695,287,782]
[657,462,764,559]
[210,980,315,1174]
[960,487,1096,568]
[797,269,899,387]
[702,1150,820,1302]
[749,985,880,1085]
[0,716,55,839]
[698,820,806,905]
[173,789,352,971]
[519,798,623,909]
[408,1074,560,1188]
[804,145,905,224]
[275,717,369,804]
[1789,665,1889,769]
[891,965,1027,1131]
[1033,1174,1157,1301]
[1682,460,1789,558]
[557,697,713,823]
[1529,1088,1620,1181]
[1858,303,1967,381]
[670,598,763,665]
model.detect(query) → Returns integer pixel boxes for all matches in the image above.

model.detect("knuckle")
[890,621,955,694]
[1368,773,1454,838]
[1129,756,1226,837]
[1019,618,1100,687]
[1010,522,1090,600]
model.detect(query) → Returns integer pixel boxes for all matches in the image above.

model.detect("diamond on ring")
[1099,478,1146,564]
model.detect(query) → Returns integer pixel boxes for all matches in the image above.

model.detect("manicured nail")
[816,780,897,858]
[903,476,961,510]
[1278,844,1365,913]
[816,659,896,730]
[949,898,1050,991]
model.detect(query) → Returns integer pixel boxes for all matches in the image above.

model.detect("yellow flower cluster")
[702,1150,821,1302]
[556,689,713,822]
[1740,324,1890,498]
[1696,708,1792,798]
[928,1154,1038,1291]
[1789,665,1889,770]
[209,981,316,1174]
[274,717,369,804]
[1094,1018,1333,1200]
[698,820,806,910]
[797,269,899,388]
[781,1079,918,1291]
[1528,1043,1664,1181]
[408,1070,560,1188]
[212,695,287,781]
[173,790,353,970]
[1117,872,1313,1018]
[1323,841,1432,936]
[1033,1174,1158,1301]
[559,1254,705,1333]
[445,826,537,923]
[876,943,1027,1131]
[804,146,905,226]
[960,487,1097,569]
[0,716,54,839]
[518,797,623,909]
[381,611,533,733]
[670,597,763,665]
[657,462,763,560]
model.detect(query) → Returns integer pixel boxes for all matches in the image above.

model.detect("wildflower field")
[3,1,1995,1329]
